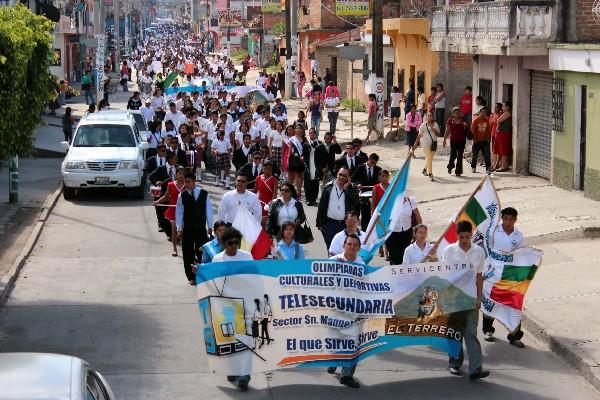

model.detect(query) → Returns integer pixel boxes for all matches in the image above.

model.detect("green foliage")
[341,98,366,112]
[0,4,56,160]
[230,49,247,62]
[272,22,286,37]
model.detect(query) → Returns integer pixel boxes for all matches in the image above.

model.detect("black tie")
[254,165,258,177]
[350,158,354,171]
[368,167,371,180]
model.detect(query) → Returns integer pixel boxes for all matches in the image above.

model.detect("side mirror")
[140,141,149,150]
[60,141,70,151]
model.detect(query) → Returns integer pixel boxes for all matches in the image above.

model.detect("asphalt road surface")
[0,184,598,400]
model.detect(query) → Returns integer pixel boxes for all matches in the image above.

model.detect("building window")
[552,75,565,132]
[479,79,492,110]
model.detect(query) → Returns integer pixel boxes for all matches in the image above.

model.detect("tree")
[0,4,56,161]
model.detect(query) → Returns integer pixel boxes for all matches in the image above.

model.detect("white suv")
[61,111,149,199]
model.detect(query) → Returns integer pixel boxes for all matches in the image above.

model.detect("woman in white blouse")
[414,112,440,182]
[402,224,437,264]
[385,195,422,265]
[151,88,166,121]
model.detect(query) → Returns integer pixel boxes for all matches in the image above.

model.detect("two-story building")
[430,0,561,177]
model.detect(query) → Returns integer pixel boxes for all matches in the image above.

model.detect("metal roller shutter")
[529,71,553,179]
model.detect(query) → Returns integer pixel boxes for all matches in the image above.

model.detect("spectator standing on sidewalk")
[81,70,95,105]
[404,104,422,157]
[365,93,377,144]
[297,71,307,101]
[493,101,512,172]
[489,102,502,170]
[127,91,142,110]
[389,86,402,136]
[62,107,75,143]
[470,107,492,174]
[460,86,473,126]
[434,83,447,136]
[417,86,427,117]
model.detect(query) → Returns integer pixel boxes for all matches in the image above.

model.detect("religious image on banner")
[218,9,242,27]
[196,259,479,374]
[335,0,370,16]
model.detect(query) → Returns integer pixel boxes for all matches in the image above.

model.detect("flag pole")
[361,153,412,245]
[430,175,488,253]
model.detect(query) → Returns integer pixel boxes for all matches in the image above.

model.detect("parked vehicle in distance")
[61,110,149,200]
[0,352,116,400]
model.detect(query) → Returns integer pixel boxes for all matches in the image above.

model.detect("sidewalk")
[282,91,600,389]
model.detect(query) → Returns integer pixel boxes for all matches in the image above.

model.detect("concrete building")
[430,0,561,177]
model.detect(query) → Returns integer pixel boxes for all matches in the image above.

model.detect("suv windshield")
[73,125,136,147]
[132,114,148,132]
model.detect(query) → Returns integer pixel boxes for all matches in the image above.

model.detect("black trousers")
[360,201,371,232]
[447,140,466,175]
[385,229,413,265]
[471,140,491,170]
[182,226,207,282]
[482,315,524,342]
[154,197,171,238]
[322,220,345,251]
[304,178,320,203]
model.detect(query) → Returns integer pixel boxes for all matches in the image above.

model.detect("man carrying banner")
[211,227,254,391]
[483,207,525,347]
[326,233,363,388]
[442,220,490,381]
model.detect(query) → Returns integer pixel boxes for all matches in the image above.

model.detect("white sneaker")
[484,332,495,342]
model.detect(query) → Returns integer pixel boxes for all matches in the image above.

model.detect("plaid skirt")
[272,146,283,171]
[214,153,230,172]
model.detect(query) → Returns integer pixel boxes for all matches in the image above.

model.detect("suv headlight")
[65,161,86,170]
[119,160,139,169]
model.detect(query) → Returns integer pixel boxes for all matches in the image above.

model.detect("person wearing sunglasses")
[266,181,305,238]
[211,227,253,391]
[316,166,360,250]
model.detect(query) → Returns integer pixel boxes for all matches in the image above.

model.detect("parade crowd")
[84,24,527,392]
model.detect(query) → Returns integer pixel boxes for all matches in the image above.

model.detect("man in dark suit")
[237,151,263,190]
[232,134,259,172]
[314,132,341,184]
[334,143,358,177]
[316,167,360,250]
[352,153,382,231]
[175,172,213,285]
[352,138,369,166]
[303,129,323,206]
[149,150,179,239]
[167,135,188,168]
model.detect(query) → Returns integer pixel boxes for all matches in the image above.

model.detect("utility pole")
[371,0,384,138]
[114,0,120,70]
[226,0,231,54]
[284,0,291,99]
[95,0,106,103]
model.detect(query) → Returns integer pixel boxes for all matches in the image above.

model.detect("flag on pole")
[435,175,501,258]
[481,247,544,331]
[162,71,179,89]
[359,157,411,264]
[232,207,272,260]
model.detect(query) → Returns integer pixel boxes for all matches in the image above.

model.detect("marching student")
[211,130,232,188]
[483,207,526,347]
[303,129,323,206]
[326,233,364,388]
[351,153,381,232]
[442,220,489,381]
[217,173,262,225]
[175,173,213,286]
[328,211,364,257]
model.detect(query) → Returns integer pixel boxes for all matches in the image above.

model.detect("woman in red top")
[489,102,502,170]
[493,101,512,171]
[371,169,390,260]
[254,160,278,227]
[443,107,468,176]
[154,166,186,257]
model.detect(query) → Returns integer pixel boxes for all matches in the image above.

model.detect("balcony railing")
[430,0,557,56]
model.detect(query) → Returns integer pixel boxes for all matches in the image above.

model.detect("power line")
[319,1,362,28]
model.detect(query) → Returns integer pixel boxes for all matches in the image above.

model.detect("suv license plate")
[95,177,110,185]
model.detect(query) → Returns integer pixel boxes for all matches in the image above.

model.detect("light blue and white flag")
[359,157,411,264]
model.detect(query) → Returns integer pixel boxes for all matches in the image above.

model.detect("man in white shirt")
[140,99,155,122]
[483,207,526,347]
[328,211,365,256]
[164,102,185,131]
[326,233,362,388]
[211,226,253,391]
[218,174,262,224]
[442,220,489,381]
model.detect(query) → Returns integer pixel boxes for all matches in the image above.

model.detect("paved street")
[0,177,599,399]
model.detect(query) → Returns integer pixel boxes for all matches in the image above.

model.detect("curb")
[0,183,63,305]
[522,311,600,391]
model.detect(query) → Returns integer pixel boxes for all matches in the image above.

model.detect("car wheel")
[63,184,76,200]
[131,183,145,200]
